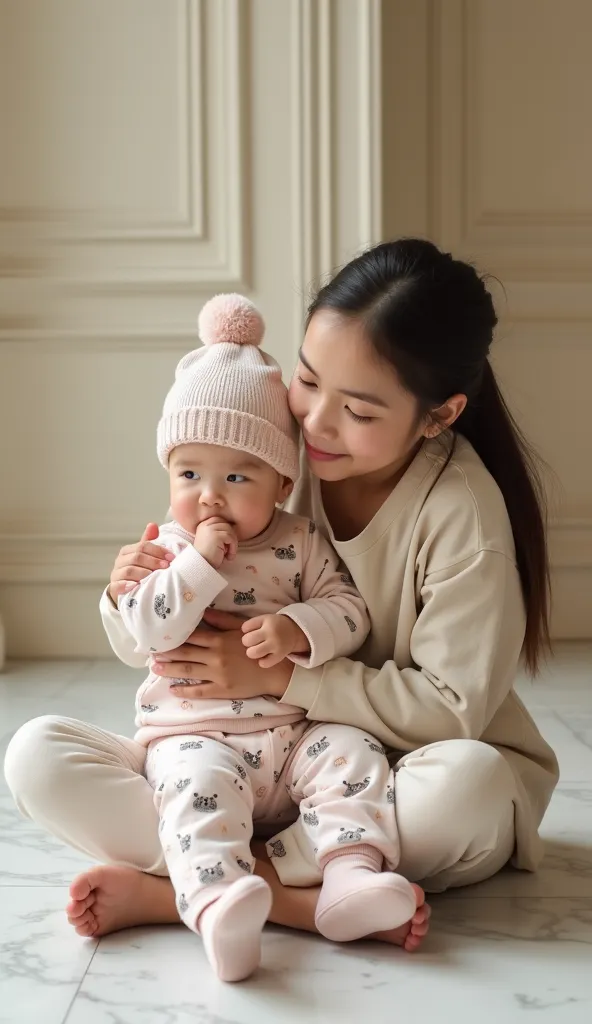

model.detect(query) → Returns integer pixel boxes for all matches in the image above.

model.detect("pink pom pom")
[198,293,265,347]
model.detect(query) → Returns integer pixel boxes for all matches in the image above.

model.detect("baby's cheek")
[171,492,196,525]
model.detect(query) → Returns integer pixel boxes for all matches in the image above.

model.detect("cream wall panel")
[383,0,591,638]
[430,0,592,289]
[25,0,247,289]
[474,2,592,224]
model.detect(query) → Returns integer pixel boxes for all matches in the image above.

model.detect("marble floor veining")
[1,646,591,1023]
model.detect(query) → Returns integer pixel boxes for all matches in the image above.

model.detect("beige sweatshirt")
[282,434,559,871]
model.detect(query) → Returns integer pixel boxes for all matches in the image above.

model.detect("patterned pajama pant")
[145,721,399,930]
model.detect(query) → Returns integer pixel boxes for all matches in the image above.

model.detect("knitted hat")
[157,294,300,481]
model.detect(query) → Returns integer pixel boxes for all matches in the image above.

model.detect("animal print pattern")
[197,862,225,885]
[268,839,287,858]
[192,791,218,813]
[267,726,400,876]
[242,749,263,770]
[337,826,366,844]
[306,735,330,758]
[145,722,397,930]
[272,543,296,560]
[364,738,386,755]
[153,594,170,619]
[342,776,371,797]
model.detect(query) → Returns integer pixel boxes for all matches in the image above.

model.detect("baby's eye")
[227,474,247,483]
[182,470,200,480]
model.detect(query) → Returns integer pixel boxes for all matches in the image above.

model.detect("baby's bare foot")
[66,865,178,937]
[370,883,431,951]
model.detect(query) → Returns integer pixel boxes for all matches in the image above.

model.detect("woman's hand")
[108,522,174,603]
[153,608,294,700]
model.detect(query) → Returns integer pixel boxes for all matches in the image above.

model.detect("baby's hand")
[193,517,238,569]
[241,614,310,668]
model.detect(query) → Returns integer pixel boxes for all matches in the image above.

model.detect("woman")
[5,239,558,951]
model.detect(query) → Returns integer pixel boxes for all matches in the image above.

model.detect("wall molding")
[1,517,590,584]
[0,327,199,353]
[548,518,592,570]
[0,537,119,585]
[463,1,592,234]
[290,0,334,347]
[77,0,206,242]
[49,0,249,293]
[428,0,592,288]
[357,0,382,249]
[290,0,382,350]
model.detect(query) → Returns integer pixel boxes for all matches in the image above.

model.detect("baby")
[117,295,416,981]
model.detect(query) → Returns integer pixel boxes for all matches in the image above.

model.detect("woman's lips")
[304,439,345,462]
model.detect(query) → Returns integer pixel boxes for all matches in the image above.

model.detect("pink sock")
[316,847,418,942]
[197,876,272,982]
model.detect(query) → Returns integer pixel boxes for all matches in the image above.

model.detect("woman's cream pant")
[4,715,517,892]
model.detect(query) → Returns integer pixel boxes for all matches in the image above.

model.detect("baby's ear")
[278,476,294,503]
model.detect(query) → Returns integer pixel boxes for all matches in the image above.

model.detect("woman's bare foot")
[66,867,430,950]
[371,883,431,951]
[66,865,179,938]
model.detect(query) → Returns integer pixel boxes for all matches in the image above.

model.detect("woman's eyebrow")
[298,348,317,375]
[298,347,389,408]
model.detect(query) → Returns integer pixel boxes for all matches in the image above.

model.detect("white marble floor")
[1,647,591,1024]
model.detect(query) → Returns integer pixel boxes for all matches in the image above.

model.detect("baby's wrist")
[192,540,218,568]
[288,621,310,654]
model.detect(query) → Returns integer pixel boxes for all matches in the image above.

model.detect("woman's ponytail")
[455,361,550,674]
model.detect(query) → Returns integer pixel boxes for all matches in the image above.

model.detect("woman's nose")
[306,404,336,439]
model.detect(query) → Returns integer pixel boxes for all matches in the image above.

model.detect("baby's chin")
[235,511,280,542]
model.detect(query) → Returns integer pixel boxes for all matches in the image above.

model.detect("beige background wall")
[383,0,591,639]
[0,0,589,655]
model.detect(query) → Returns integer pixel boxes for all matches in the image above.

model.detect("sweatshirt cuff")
[278,604,335,669]
[100,585,119,616]
[168,545,228,604]
[281,662,323,712]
